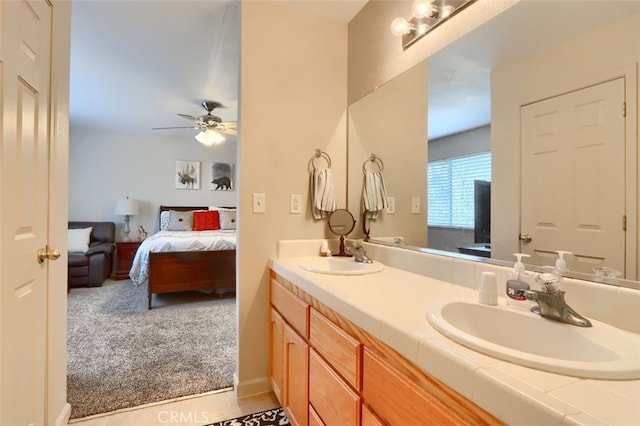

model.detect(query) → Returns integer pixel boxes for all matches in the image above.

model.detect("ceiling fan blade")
[220,128,237,136]
[152,126,197,130]
[177,113,201,123]
[220,121,237,129]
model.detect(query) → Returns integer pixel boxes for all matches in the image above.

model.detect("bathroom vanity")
[270,241,640,425]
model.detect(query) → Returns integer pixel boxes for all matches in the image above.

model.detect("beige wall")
[491,12,640,278]
[237,1,348,396]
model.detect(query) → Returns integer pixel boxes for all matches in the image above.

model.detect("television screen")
[474,180,491,245]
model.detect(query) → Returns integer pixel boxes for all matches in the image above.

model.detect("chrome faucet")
[524,273,592,327]
[346,241,373,263]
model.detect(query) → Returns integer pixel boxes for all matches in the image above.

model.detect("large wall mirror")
[347,0,640,288]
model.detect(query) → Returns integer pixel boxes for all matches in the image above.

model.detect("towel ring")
[362,154,384,173]
[309,148,332,171]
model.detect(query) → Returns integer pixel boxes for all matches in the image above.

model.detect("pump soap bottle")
[506,253,536,309]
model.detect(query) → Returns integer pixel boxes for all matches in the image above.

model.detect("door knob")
[519,233,533,243]
[37,245,61,264]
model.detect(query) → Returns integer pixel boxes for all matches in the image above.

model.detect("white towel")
[311,168,336,220]
[362,171,388,219]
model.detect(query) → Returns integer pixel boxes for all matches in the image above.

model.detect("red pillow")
[193,210,221,231]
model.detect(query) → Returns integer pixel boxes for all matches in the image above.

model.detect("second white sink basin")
[427,300,640,379]
[298,256,384,275]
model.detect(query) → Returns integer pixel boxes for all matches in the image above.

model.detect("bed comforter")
[129,230,236,286]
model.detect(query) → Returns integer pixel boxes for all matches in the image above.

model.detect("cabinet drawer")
[271,278,309,338]
[309,348,360,426]
[362,348,463,425]
[309,307,361,390]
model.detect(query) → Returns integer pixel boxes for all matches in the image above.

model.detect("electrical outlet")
[290,194,302,214]
[386,196,396,214]
[253,193,266,213]
[411,197,420,214]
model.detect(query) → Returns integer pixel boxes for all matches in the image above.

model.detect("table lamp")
[114,197,139,241]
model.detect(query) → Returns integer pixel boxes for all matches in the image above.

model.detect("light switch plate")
[386,196,396,214]
[411,197,420,214]
[253,193,266,213]
[290,194,302,214]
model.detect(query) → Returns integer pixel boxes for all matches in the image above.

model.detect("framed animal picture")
[175,160,200,190]
[210,163,234,191]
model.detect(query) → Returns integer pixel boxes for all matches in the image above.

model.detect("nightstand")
[115,241,141,280]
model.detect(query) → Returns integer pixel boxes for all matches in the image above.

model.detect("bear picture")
[210,163,234,191]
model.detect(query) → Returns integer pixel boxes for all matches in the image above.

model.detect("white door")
[1,1,54,424]
[520,78,626,275]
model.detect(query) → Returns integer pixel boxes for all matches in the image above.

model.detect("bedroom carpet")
[67,279,236,419]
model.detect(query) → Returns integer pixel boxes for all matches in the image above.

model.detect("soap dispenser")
[506,253,535,309]
[554,250,572,274]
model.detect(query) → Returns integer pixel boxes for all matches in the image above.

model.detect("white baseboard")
[234,375,272,398]
[56,402,72,425]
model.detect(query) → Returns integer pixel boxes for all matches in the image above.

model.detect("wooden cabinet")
[269,270,502,426]
[115,241,141,280]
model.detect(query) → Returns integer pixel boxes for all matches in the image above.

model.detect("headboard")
[158,205,236,228]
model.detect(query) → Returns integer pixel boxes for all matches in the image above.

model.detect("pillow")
[160,211,170,230]
[166,210,194,231]
[193,210,221,231]
[68,227,92,252]
[219,209,236,230]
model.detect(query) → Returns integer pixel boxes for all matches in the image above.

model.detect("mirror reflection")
[347,1,640,285]
[328,209,356,257]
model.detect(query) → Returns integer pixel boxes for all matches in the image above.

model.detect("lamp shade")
[114,197,139,216]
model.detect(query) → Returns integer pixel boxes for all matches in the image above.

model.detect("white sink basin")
[427,301,640,379]
[298,257,384,275]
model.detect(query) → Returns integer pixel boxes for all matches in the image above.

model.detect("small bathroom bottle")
[505,253,536,310]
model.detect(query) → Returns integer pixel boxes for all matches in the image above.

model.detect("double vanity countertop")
[270,256,640,426]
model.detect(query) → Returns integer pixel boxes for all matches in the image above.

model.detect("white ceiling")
[69,0,367,134]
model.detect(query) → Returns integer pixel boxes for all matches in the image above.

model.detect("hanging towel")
[362,170,389,219]
[311,168,336,220]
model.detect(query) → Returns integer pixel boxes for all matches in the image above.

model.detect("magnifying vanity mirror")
[328,209,356,257]
[347,0,640,289]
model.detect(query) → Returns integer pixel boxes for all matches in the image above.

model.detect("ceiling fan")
[153,101,237,146]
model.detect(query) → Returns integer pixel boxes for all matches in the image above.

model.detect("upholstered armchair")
[68,221,116,288]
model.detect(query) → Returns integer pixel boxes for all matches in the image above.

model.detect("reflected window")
[428,152,491,228]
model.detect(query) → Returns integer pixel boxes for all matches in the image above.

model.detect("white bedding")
[129,230,236,286]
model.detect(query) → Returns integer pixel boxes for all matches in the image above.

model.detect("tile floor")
[69,389,280,426]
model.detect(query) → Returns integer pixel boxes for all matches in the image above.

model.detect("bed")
[129,206,236,309]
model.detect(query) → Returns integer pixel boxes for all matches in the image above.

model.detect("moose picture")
[175,160,200,190]
[210,162,235,191]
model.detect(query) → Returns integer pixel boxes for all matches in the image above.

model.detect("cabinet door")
[284,323,309,426]
[270,308,285,403]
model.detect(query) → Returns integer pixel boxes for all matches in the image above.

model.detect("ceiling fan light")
[195,129,225,146]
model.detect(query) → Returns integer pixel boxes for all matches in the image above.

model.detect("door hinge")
[622,102,626,117]
[623,214,627,231]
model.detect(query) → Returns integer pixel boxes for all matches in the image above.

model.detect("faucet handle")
[534,272,560,293]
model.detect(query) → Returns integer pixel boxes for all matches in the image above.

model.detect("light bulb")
[411,0,434,18]
[390,17,410,37]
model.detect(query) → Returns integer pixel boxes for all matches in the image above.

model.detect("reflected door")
[520,78,626,275]
[0,1,53,423]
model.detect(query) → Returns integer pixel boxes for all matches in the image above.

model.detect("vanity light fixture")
[195,129,225,146]
[391,0,476,50]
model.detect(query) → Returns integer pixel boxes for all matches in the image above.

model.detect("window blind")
[428,152,491,228]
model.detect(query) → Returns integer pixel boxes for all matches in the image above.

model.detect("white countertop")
[271,256,640,426]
